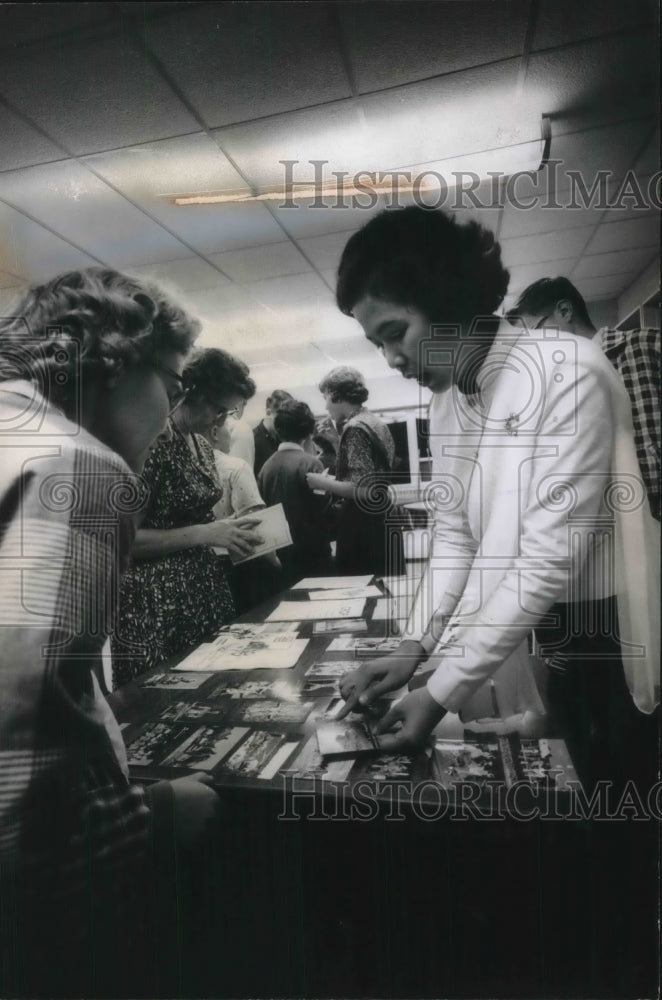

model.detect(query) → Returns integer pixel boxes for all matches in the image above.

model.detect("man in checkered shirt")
[507,277,660,521]
[0,269,220,997]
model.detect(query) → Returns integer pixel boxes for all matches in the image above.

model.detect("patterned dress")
[335,408,405,577]
[112,424,235,686]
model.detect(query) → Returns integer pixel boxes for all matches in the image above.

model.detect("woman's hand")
[337,640,426,718]
[202,516,262,559]
[169,773,221,848]
[306,471,332,493]
[373,688,447,753]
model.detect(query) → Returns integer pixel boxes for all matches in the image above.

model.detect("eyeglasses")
[153,362,187,414]
[208,403,241,423]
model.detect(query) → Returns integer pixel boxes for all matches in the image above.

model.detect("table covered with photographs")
[112,574,580,811]
[109,575,656,1000]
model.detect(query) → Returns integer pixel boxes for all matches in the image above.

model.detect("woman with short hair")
[307,365,405,577]
[334,206,658,789]
[112,347,262,685]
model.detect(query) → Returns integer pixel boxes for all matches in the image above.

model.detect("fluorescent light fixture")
[172,116,551,206]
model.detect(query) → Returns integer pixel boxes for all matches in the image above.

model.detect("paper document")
[266,598,366,621]
[174,629,309,671]
[308,585,382,601]
[228,503,292,564]
[291,575,373,590]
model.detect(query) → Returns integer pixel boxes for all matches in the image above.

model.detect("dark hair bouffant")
[274,399,316,442]
[0,267,200,417]
[266,389,294,412]
[319,366,369,405]
[182,347,256,403]
[336,206,510,326]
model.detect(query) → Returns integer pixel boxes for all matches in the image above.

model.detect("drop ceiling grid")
[0,3,656,306]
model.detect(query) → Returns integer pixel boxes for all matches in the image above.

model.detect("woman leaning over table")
[306,365,405,578]
[334,206,659,790]
[112,347,262,686]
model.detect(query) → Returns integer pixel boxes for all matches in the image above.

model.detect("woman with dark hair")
[306,365,405,577]
[335,206,658,789]
[112,346,262,685]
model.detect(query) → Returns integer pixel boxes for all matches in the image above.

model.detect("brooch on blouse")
[504,413,520,436]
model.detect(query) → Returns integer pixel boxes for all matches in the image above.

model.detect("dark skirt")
[335,499,405,578]
[112,547,235,687]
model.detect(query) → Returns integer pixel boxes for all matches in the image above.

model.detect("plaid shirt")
[0,382,151,944]
[596,327,660,521]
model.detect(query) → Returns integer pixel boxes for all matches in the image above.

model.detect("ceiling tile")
[215,103,366,188]
[0,3,116,49]
[547,120,653,193]
[585,216,660,255]
[525,33,659,132]
[0,104,66,172]
[269,195,386,240]
[0,200,98,282]
[507,260,579,293]
[0,161,190,267]
[532,0,656,50]
[0,269,24,289]
[501,199,602,239]
[573,247,658,281]
[145,3,351,129]
[339,0,528,93]
[242,273,335,311]
[295,231,356,272]
[577,273,640,301]
[0,34,198,155]
[208,242,312,283]
[127,257,230,294]
[632,129,660,177]
[84,134,289,253]
[360,62,541,172]
[501,225,595,268]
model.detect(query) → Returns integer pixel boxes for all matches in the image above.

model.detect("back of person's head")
[506,277,593,328]
[318,366,369,405]
[182,347,256,404]
[266,389,294,413]
[274,399,316,442]
[0,267,199,418]
[336,206,509,325]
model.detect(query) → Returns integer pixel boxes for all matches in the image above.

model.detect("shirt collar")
[278,441,304,452]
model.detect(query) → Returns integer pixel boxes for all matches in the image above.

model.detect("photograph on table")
[230,699,315,726]
[283,735,355,783]
[351,752,425,783]
[300,679,339,700]
[305,660,357,679]
[161,725,250,770]
[157,700,226,723]
[209,675,302,702]
[311,619,368,635]
[139,671,213,690]
[316,720,381,760]
[221,729,289,776]
[291,575,374,590]
[125,722,192,767]
[326,636,403,655]
[431,739,503,788]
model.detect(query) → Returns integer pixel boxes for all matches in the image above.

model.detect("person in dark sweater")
[253,388,294,475]
[258,399,334,587]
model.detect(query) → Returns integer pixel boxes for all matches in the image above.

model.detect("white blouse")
[406,322,659,716]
